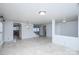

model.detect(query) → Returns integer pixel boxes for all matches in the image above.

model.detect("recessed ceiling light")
[38,11,46,15]
[62,20,66,23]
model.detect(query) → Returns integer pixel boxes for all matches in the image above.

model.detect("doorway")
[33,24,46,37]
[39,25,46,37]
[13,23,22,41]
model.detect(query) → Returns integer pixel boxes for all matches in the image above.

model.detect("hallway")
[0,37,79,55]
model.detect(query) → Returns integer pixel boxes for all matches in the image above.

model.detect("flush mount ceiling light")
[38,11,46,15]
[62,17,67,23]
[62,20,66,23]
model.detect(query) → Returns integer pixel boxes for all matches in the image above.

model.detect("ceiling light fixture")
[62,20,66,23]
[62,17,67,23]
[38,11,46,15]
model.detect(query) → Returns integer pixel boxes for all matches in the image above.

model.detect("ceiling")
[55,15,78,23]
[0,3,78,24]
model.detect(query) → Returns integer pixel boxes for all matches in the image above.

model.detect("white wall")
[52,20,55,40]
[21,23,38,39]
[0,22,3,32]
[3,20,38,42]
[55,20,78,37]
[3,21,38,42]
[54,35,79,50]
[4,21,13,42]
[46,23,52,38]
[52,19,79,51]
[78,16,79,38]
[0,34,2,45]
[0,22,3,45]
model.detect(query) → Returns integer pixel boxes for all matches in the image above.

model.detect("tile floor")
[0,37,79,55]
